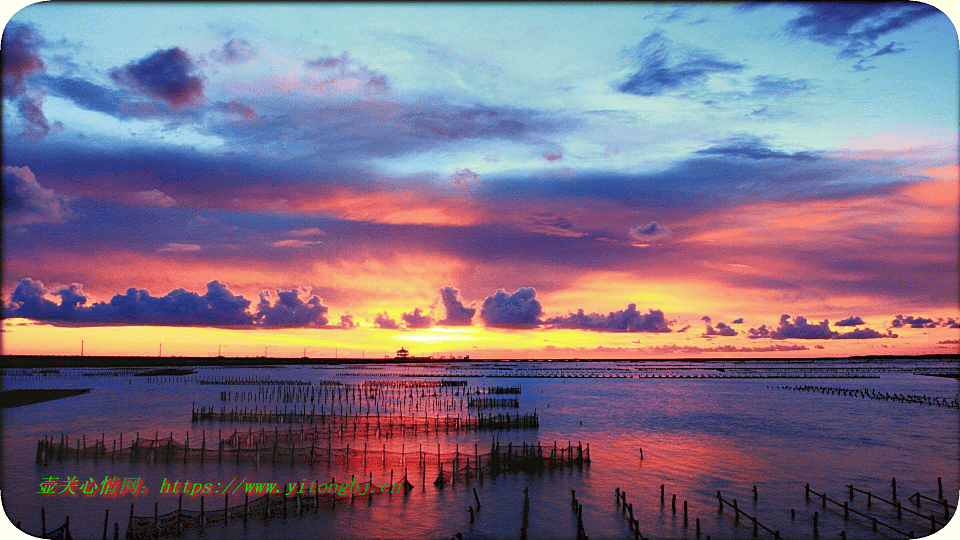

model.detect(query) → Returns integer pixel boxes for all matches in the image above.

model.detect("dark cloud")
[701,315,712,323]
[16,94,50,140]
[4,278,255,327]
[695,136,818,161]
[38,74,124,115]
[256,288,329,327]
[438,287,475,326]
[749,314,835,339]
[835,327,893,339]
[868,41,907,58]
[338,314,356,329]
[3,166,70,224]
[543,152,563,162]
[784,3,942,65]
[835,316,864,326]
[751,76,812,98]
[891,314,940,328]
[618,31,744,96]
[638,343,810,354]
[545,304,671,332]
[373,312,400,329]
[110,48,204,107]
[401,307,433,329]
[211,38,255,64]
[731,317,744,324]
[704,322,738,336]
[207,99,562,162]
[629,221,670,241]
[749,314,895,340]
[2,23,46,96]
[1,24,52,141]
[480,288,542,329]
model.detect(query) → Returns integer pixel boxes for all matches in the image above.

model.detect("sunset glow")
[3,3,958,359]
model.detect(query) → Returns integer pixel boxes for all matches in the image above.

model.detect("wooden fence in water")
[37,430,589,483]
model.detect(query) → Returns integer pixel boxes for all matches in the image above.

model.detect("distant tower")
[396,347,410,359]
[81,340,84,357]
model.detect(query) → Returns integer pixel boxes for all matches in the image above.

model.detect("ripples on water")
[1,359,958,540]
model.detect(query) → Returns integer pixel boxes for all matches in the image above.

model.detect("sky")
[2,2,959,359]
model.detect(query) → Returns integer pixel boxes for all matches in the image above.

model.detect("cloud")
[480,288,542,329]
[271,239,323,248]
[542,152,563,162]
[891,314,941,328]
[638,343,809,354]
[2,23,46,96]
[256,288,329,327]
[700,315,712,323]
[834,327,893,339]
[731,317,744,324]
[629,221,670,241]
[545,304,671,332]
[447,168,481,187]
[835,316,864,326]
[373,312,400,329]
[304,52,390,95]
[751,75,812,98]
[4,278,255,327]
[749,314,895,340]
[704,322,738,336]
[110,48,204,107]
[618,31,744,96]
[438,287,475,326]
[38,74,184,120]
[784,3,941,65]
[130,189,177,207]
[868,41,907,59]
[3,166,70,224]
[16,93,51,140]
[749,314,835,339]
[338,314,356,329]
[695,136,817,161]
[211,38,255,64]
[401,307,433,329]
[159,243,201,252]
[286,228,325,237]
[215,99,257,121]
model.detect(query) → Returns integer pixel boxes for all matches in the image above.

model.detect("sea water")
[1,359,957,540]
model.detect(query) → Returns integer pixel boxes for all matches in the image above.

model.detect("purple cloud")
[704,322,738,336]
[891,314,941,328]
[618,31,744,96]
[211,38,255,64]
[4,278,254,327]
[545,304,671,332]
[256,288,329,327]
[3,166,70,224]
[110,48,204,107]
[374,312,400,329]
[401,307,433,329]
[480,288,542,329]
[749,314,895,340]
[835,316,865,326]
[2,23,46,96]
[438,287,475,326]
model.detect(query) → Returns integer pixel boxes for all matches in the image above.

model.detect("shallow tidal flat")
[1,359,957,540]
